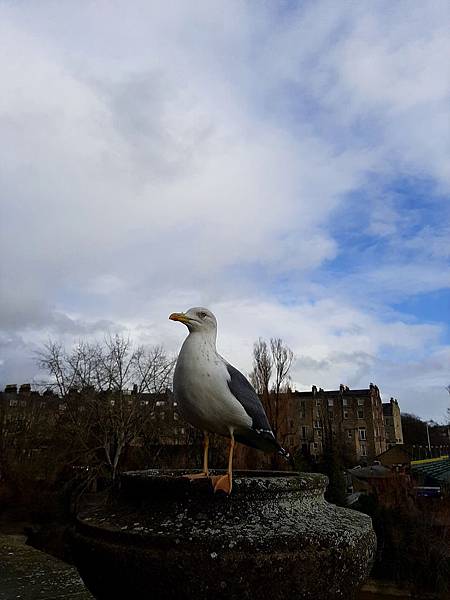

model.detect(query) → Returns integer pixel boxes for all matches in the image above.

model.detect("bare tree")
[36,336,175,484]
[133,345,175,394]
[270,337,294,437]
[37,336,175,395]
[248,336,294,442]
[270,337,294,397]
[249,339,272,396]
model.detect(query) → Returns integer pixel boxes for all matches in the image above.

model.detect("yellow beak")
[169,312,191,324]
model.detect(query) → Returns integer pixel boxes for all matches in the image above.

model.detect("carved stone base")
[70,470,376,599]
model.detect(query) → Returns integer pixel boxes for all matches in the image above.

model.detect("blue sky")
[0,1,449,421]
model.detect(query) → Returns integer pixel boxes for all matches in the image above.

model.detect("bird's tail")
[278,446,296,469]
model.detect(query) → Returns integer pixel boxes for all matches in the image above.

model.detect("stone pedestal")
[70,470,376,600]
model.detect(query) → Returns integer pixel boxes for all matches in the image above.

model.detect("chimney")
[312,385,317,396]
[4,384,17,394]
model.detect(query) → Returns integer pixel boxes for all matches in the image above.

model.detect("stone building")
[235,383,390,469]
[0,384,195,475]
[376,445,411,472]
[281,383,387,464]
[382,398,404,447]
[1,382,396,470]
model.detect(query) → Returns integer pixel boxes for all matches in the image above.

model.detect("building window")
[357,408,364,419]
[9,399,18,407]
[300,403,306,418]
[360,443,367,456]
[342,398,348,407]
[328,398,334,407]
[315,398,321,407]
[301,426,307,438]
[314,420,321,429]
[359,428,366,440]
[313,442,318,449]
[357,398,364,406]
[344,409,349,419]
[173,413,179,421]
[347,429,352,439]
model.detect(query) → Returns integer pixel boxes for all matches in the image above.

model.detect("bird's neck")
[184,330,217,353]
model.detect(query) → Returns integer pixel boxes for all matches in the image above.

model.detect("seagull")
[169,307,292,494]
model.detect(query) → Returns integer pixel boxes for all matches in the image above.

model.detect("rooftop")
[411,457,450,484]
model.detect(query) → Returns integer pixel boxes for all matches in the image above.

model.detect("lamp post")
[426,421,432,457]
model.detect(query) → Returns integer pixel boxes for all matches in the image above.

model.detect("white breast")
[173,333,252,436]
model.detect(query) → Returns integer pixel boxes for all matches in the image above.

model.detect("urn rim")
[120,468,328,496]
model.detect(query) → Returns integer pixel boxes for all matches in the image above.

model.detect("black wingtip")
[279,447,296,469]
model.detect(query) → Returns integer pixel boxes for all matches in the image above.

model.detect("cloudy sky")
[1,1,449,421]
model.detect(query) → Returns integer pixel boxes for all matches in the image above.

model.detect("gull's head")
[169,307,217,335]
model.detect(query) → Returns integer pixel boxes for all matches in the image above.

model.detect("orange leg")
[211,433,234,494]
[184,432,210,479]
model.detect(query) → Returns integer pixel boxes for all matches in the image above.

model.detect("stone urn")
[70,470,376,600]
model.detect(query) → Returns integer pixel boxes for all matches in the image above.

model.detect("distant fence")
[410,445,449,461]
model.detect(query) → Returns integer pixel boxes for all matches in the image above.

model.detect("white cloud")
[0,1,449,421]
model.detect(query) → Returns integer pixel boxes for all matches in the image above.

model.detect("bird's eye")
[198,312,207,319]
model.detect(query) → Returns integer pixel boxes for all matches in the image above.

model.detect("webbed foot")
[211,473,233,494]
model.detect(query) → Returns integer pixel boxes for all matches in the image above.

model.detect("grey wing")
[225,363,280,453]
